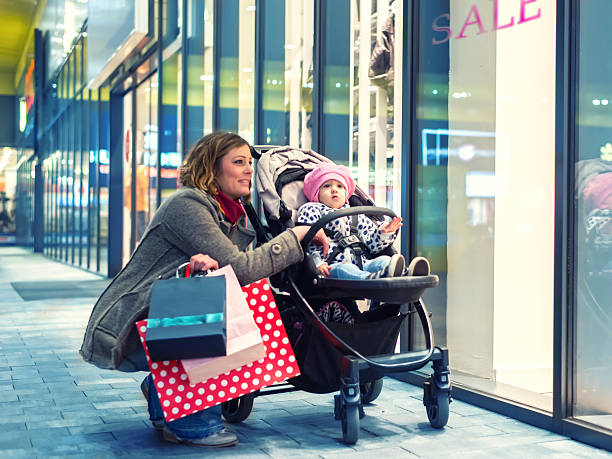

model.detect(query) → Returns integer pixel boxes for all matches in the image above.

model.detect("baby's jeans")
[328,255,391,280]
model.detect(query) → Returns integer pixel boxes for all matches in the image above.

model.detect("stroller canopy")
[255,146,372,228]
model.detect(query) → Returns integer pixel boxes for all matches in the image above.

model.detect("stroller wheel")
[360,378,384,404]
[221,393,254,423]
[423,381,450,429]
[341,404,359,444]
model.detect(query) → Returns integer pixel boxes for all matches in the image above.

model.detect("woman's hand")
[381,217,403,234]
[189,253,219,273]
[291,226,329,256]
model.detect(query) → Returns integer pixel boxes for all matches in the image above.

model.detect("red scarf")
[214,190,246,225]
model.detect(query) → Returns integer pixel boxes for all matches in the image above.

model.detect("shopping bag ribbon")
[147,313,224,328]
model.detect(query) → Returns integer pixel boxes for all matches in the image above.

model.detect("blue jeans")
[328,255,390,280]
[144,373,224,439]
[119,348,224,440]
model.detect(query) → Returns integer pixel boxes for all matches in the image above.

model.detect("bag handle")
[175,262,213,278]
[176,262,190,278]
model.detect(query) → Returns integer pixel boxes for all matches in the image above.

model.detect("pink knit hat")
[303,162,356,204]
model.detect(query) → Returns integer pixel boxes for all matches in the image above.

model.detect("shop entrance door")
[121,73,159,266]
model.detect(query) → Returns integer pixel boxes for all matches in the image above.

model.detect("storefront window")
[67,104,75,264]
[185,0,213,148]
[162,0,180,46]
[122,89,133,264]
[259,0,314,147]
[99,87,110,276]
[75,93,85,266]
[217,0,255,142]
[350,0,402,212]
[123,72,159,265]
[321,0,350,162]
[60,113,68,262]
[414,0,556,411]
[87,89,99,271]
[573,0,612,431]
[160,52,181,201]
[136,74,158,241]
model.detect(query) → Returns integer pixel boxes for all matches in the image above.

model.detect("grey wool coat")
[80,187,304,370]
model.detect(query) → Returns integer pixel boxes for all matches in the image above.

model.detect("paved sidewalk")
[0,247,609,458]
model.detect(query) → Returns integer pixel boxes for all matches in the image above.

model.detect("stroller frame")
[220,146,452,444]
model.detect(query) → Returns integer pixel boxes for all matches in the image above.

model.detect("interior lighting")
[602,99,609,106]
[593,99,601,105]
[199,75,213,81]
[458,144,476,161]
[242,67,254,73]
[335,82,341,88]
[247,5,256,11]
[19,99,27,132]
[432,89,438,95]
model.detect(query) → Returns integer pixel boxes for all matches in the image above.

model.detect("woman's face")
[215,144,254,200]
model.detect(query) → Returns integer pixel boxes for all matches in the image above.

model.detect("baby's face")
[318,179,346,209]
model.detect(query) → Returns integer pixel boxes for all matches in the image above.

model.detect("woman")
[80,131,328,447]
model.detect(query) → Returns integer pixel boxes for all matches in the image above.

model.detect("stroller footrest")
[310,275,439,302]
[355,348,445,377]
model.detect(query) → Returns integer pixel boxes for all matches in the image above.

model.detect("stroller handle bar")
[300,206,397,251]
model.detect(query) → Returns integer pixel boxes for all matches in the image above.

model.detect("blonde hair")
[179,131,249,197]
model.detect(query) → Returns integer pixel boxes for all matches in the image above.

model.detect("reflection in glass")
[574,0,612,431]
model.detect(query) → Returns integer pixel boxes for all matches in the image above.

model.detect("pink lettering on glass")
[432,13,452,45]
[518,0,542,24]
[457,5,486,39]
[494,0,515,30]
[431,0,543,45]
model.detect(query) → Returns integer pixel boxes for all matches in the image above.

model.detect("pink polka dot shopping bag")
[136,277,300,422]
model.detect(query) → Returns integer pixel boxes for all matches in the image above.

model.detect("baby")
[297,162,404,279]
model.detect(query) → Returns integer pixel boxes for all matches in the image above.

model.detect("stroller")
[220,146,452,444]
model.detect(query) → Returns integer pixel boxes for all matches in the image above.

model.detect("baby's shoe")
[387,254,405,277]
[405,256,430,276]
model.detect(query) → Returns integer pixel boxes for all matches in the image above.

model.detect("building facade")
[10,0,612,451]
